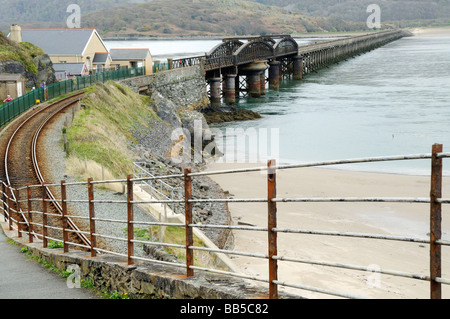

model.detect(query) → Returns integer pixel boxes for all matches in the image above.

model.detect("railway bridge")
[172,29,407,106]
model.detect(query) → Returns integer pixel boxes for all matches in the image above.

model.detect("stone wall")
[1,225,297,299]
[120,65,210,111]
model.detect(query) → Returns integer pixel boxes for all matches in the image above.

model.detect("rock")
[32,54,57,88]
[201,106,262,124]
[151,91,182,128]
[143,245,179,263]
[0,53,56,89]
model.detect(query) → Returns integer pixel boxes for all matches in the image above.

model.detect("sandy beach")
[409,26,450,37]
[206,161,450,299]
[204,27,450,299]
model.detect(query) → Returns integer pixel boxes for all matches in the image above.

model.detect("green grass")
[66,81,159,179]
[0,31,45,74]
[18,245,128,299]
[133,226,207,264]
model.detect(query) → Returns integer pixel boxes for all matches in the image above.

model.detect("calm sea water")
[106,35,450,175]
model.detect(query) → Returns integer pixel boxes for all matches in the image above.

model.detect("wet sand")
[206,161,450,299]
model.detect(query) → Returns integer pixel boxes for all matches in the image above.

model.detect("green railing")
[153,62,170,73]
[0,67,145,128]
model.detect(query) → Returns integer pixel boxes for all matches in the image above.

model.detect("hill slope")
[81,0,367,37]
[250,0,450,24]
[0,0,154,33]
[0,31,44,74]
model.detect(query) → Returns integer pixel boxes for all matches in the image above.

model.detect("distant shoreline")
[102,27,450,41]
[102,30,383,41]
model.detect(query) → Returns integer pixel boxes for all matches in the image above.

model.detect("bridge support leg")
[248,73,262,98]
[208,77,222,108]
[268,61,280,91]
[224,74,237,105]
[293,56,303,81]
[260,73,266,96]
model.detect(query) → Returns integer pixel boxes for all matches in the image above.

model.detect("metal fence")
[1,143,449,299]
[133,162,183,212]
[0,67,145,128]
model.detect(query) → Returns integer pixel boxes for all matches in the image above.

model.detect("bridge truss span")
[171,30,407,106]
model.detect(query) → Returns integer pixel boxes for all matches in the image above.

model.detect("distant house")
[110,48,153,75]
[92,52,112,72]
[8,25,152,76]
[53,63,90,81]
[9,26,110,73]
[0,73,26,100]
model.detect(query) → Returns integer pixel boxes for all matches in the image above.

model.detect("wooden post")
[127,175,134,265]
[268,159,278,299]
[61,181,69,253]
[430,143,443,299]
[27,185,33,243]
[88,178,96,257]
[184,168,194,277]
[42,184,48,248]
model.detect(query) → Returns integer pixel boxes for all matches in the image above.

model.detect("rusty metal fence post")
[430,143,443,299]
[127,175,134,265]
[1,183,6,222]
[184,168,194,277]
[88,178,96,257]
[268,159,278,299]
[61,181,69,253]
[27,185,33,243]
[42,184,48,248]
[15,188,21,238]
[7,187,12,231]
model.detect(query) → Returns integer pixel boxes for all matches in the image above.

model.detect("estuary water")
[106,33,450,175]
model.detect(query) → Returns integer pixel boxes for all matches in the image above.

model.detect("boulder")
[0,53,56,89]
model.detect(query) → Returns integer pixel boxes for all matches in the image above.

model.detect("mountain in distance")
[81,0,369,38]
[3,0,447,38]
[0,0,155,34]
[249,0,450,26]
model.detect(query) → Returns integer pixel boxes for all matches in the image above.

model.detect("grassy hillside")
[82,0,367,37]
[0,0,154,33]
[0,31,45,74]
[66,81,158,180]
[250,0,450,26]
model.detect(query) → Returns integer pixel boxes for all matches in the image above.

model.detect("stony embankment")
[131,88,234,252]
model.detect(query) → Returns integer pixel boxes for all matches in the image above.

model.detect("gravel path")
[41,109,156,258]
[40,104,233,263]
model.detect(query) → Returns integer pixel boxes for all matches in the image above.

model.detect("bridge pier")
[260,73,266,96]
[293,56,303,81]
[240,60,269,98]
[247,73,262,98]
[208,77,222,108]
[224,74,237,105]
[268,61,280,91]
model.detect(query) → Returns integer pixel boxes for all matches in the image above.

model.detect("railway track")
[1,92,90,248]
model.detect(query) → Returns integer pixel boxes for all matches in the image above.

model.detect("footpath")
[0,222,100,299]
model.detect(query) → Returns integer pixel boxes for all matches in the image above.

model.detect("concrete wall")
[120,65,209,111]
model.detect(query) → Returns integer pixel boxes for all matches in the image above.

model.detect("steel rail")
[30,92,91,247]
[2,101,54,237]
